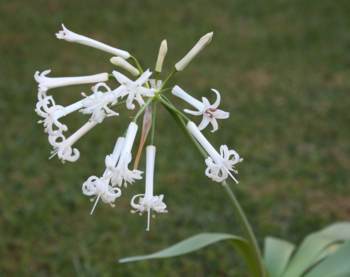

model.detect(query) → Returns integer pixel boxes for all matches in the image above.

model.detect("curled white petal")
[35,95,68,135]
[82,176,121,214]
[56,24,130,59]
[187,121,242,183]
[50,120,97,163]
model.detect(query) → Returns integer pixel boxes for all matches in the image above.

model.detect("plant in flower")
[34,25,350,277]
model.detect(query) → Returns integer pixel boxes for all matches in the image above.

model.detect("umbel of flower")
[175,32,213,71]
[110,122,143,187]
[56,24,130,59]
[82,137,125,214]
[112,70,155,110]
[172,85,229,132]
[187,121,243,183]
[131,145,167,231]
[34,70,108,99]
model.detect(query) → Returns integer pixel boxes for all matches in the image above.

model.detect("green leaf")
[119,233,248,263]
[263,237,295,277]
[282,222,350,277]
[304,241,350,277]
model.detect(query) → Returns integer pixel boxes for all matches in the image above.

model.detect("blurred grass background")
[1,0,350,276]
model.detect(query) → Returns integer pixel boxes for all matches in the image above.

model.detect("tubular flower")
[34,70,108,99]
[187,121,242,183]
[172,86,229,132]
[110,122,143,187]
[131,145,167,231]
[112,70,155,110]
[50,120,98,163]
[82,137,125,214]
[56,24,130,59]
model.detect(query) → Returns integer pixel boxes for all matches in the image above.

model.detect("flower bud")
[155,40,168,73]
[110,56,140,76]
[175,32,213,71]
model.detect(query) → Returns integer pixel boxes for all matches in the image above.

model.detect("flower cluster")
[34,24,242,230]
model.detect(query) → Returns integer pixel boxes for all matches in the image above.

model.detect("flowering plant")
[34,25,350,277]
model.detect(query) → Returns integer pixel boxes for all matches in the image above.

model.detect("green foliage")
[264,222,350,277]
[120,233,248,263]
[264,237,295,277]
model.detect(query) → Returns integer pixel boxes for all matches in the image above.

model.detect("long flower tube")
[82,137,125,214]
[131,145,167,231]
[110,122,143,187]
[56,24,130,59]
[172,85,229,132]
[186,121,242,183]
[34,70,108,98]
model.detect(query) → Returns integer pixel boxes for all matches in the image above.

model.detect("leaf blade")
[119,233,247,263]
[282,222,350,277]
[304,241,350,277]
[264,237,295,277]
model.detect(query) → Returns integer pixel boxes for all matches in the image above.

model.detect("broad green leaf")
[119,233,248,263]
[304,241,350,277]
[264,237,295,277]
[282,222,350,277]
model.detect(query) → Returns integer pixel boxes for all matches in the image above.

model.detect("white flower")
[82,176,122,214]
[80,83,121,123]
[56,24,130,59]
[82,137,125,214]
[130,145,167,231]
[34,70,108,98]
[112,70,155,110]
[110,122,143,187]
[187,121,242,183]
[110,56,140,76]
[172,86,229,132]
[155,39,168,73]
[175,32,213,71]
[50,120,98,163]
[35,95,68,136]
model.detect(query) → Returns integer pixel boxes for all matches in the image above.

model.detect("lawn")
[1,0,350,276]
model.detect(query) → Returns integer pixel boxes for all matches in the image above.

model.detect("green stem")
[222,181,266,277]
[160,69,176,90]
[131,56,144,74]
